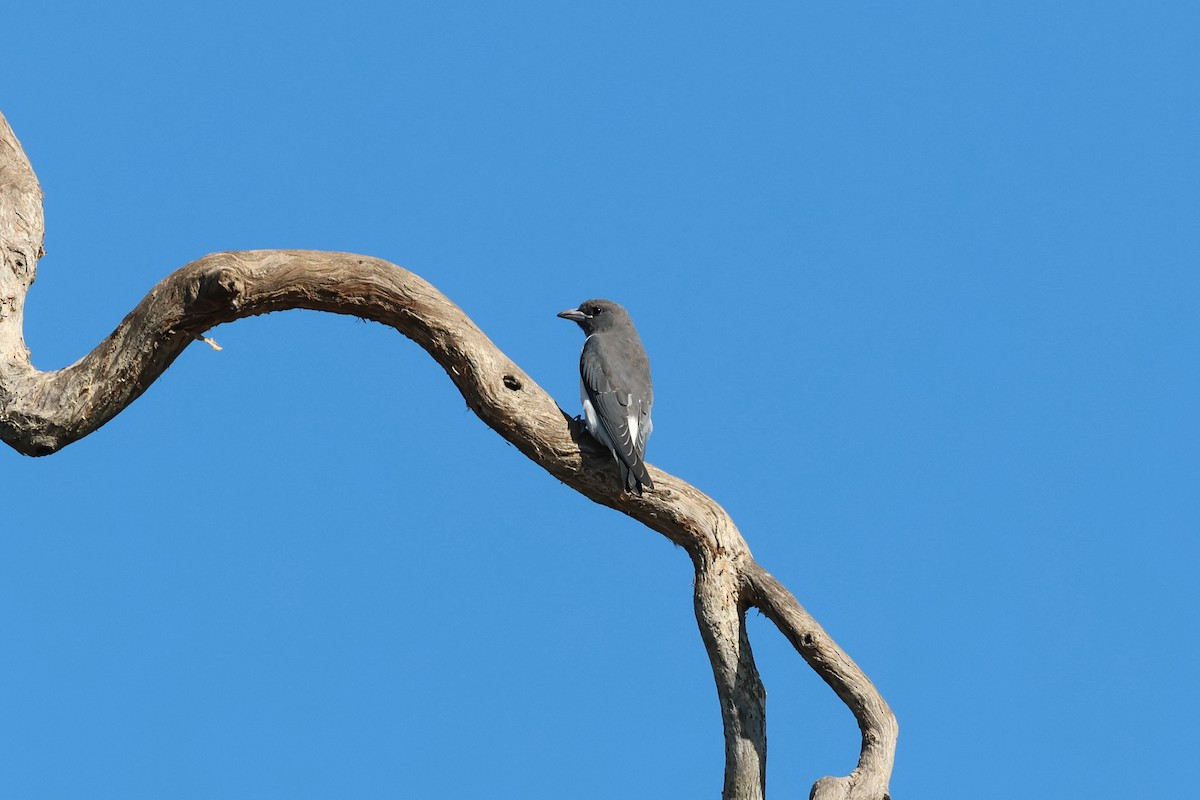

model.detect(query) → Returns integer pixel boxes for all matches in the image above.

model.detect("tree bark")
[0,109,896,799]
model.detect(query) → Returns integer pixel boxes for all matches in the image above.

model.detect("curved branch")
[0,109,895,799]
[745,563,898,800]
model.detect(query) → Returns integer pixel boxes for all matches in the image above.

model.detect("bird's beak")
[557,308,587,322]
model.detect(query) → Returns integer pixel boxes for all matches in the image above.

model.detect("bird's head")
[556,299,628,334]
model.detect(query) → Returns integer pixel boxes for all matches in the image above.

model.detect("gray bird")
[557,299,654,495]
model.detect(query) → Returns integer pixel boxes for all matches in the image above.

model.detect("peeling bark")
[0,109,896,799]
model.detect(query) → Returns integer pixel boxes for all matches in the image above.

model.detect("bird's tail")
[621,460,654,495]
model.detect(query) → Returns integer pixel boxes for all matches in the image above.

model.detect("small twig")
[171,329,223,351]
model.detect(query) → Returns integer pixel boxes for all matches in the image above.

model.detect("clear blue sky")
[3,3,1197,798]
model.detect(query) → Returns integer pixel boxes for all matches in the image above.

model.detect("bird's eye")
[591,306,603,315]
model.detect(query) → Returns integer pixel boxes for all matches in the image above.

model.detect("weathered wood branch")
[746,563,897,800]
[0,109,896,799]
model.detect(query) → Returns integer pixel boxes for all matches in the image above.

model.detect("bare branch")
[696,565,767,799]
[0,109,896,799]
[745,563,898,800]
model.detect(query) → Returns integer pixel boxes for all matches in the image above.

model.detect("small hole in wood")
[503,375,522,391]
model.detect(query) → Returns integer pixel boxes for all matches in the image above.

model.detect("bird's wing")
[633,396,653,462]
[580,335,652,474]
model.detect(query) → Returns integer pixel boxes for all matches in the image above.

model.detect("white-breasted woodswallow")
[558,299,654,495]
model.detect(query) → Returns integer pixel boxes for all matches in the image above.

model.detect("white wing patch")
[580,380,601,440]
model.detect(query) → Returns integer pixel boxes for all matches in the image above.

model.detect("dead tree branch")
[0,109,896,800]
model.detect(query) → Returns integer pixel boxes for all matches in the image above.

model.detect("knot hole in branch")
[189,266,245,312]
[502,374,522,391]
